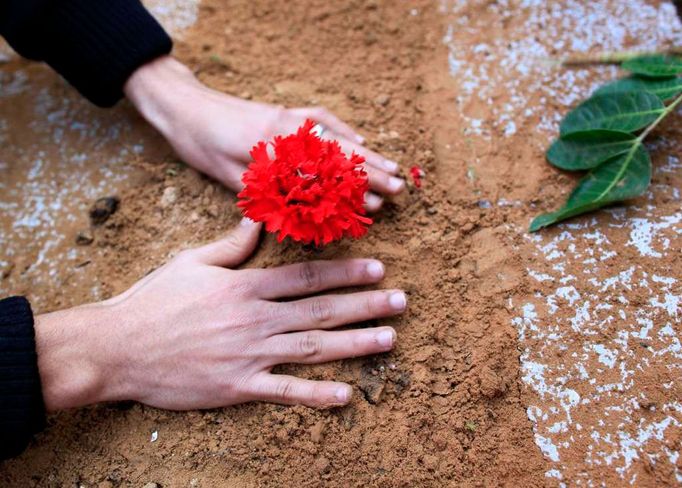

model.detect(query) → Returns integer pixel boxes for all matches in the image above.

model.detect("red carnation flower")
[237,120,372,245]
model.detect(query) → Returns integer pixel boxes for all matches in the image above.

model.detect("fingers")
[253,259,386,299]
[291,107,364,144]
[365,192,383,212]
[363,163,405,196]
[267,290,407,334]
[191,217,262,267]
[250,373,353,408]
[264,326,397,366]
[336,136,401,176]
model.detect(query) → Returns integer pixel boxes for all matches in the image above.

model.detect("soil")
[1,0,680,487]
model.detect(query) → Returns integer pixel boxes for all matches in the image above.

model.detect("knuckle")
[173,249,194,264]
[299,261,321,291]
[365,295,377,315]
[309,298,334,324]
[343,262,356,283]
[275,379,296,402]
[298,331,323,358]
[222,233,242,252]
[230,270,258,297]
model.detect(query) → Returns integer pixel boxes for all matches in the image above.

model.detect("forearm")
[35,303,128,411]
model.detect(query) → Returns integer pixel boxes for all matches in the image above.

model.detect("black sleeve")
[0,297,45,460]
[0,0,173,107]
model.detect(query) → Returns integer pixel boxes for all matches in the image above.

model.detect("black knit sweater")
[0,0,172,460]
[0,0,172,107]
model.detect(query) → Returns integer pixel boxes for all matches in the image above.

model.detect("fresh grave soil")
[0,0,680,487]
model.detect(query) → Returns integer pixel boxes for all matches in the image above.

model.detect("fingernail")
[389,291,407,311]
[240,217,255,226]
[366,261,384,279]
[365,193,383,209]
[355,134,365,144]
[388,176,405,192]
[377,329,395,349]
[383,159,399,172]
[335,385,351,403]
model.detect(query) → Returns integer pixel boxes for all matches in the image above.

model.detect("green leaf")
[594,76,682,101]
[547,130,637,170]
[530,144,651,231]
[622,55,682,77]
[560,92,664,136]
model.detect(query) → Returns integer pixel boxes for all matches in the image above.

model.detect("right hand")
[35,218,407,411]
[124,56,405,212]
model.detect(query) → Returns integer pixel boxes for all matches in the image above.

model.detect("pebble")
[375,93,391,106]
[75,229,94,246]
[310,421,325,443]
[142,483,159,488]
[160,186,179,208]
[206,205,220,218]
[314,456,330,474]
[89,196,119,225]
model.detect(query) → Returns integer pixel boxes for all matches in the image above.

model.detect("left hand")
[124,56,404,212]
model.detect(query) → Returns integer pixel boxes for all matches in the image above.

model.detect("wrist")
[124,55,200,139]
[35,304,131,411]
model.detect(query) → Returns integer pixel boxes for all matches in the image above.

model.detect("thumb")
[193,217,262,267]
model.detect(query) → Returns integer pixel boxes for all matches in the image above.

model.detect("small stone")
[160,186,179,208]
[239,91,252,100]
[189,212,200,223]
[461,222,475,233]
[142,483,160,488]
[206,205,220,218]
[310,421,325,443]
[75,229,94,246]
[426,207,437,215]
[375,94,391,106]
[314,456,330,474]
[89,196,119,225]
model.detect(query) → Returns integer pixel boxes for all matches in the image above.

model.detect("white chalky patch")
[440,1,682,483]
[0,1,201,307]
[440,0,682,139]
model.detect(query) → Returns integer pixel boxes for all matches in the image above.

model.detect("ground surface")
[0,1,680,487]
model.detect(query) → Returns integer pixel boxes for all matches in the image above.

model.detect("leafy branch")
[530,54,682,232]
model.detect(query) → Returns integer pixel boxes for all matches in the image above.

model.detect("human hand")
[35,219,406,411]
[124,56,405,212]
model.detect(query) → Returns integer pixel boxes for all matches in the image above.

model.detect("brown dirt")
[1,0,680,486]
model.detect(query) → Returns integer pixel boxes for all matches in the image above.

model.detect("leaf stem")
[636,91,682,142]
[594,91,682,201]
[553,47,682,66]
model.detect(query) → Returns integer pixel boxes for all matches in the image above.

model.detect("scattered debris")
[150,430,158,443]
